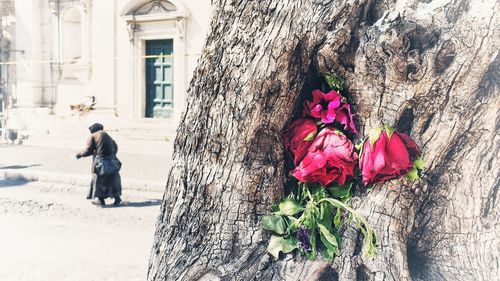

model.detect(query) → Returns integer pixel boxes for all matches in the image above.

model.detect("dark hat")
[89,123,104,133]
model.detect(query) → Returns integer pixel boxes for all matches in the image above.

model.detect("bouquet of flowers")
[262,74,424,261]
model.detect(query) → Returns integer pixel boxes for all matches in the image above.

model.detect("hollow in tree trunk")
[148,0,499,280]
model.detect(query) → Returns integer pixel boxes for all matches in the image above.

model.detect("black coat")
[77,131,122,199]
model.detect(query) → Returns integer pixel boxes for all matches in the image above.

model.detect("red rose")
[360,128,421,185]
[292,127,358,186]
[283,119,318,165]
[304,89,357,134]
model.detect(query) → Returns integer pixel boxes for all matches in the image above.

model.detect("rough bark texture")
[148,1,499,280]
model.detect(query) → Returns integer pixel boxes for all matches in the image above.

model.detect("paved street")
[0,180,162,281]
[0,144,171,280]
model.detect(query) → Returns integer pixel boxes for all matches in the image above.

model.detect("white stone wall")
[90,0,116,114]
[183,0,212,86]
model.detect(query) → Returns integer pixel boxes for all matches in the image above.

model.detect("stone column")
[173,18,187,122]
[14,0,43,109]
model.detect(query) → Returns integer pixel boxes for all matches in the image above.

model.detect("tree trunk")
[148,0,499,280]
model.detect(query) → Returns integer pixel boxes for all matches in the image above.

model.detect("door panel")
[145,39,173,118]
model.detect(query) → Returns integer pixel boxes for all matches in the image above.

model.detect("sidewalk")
[0,144,172,192]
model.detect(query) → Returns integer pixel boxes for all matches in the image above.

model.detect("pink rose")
[304,89,357,134]
[283,119,318,165]
[360,128,421,185]
[292,127,358,186]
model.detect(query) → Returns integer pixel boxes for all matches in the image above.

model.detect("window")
[62,7,82,63]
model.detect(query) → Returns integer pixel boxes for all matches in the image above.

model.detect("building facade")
[0,0,16,130]
[12,0,211,122]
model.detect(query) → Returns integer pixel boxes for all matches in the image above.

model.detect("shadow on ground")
[0,164,42,170]
[102,199,162,208]
[0,176,35,188]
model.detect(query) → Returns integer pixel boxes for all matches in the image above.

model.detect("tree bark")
[148,0,499,280]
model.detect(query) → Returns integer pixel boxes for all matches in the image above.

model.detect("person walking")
[76,123,122,206]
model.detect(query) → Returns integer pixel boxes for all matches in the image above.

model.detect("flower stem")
[316,197,372,234]
[305,184,314,201]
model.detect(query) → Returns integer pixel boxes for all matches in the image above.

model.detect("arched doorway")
[121,0,189,119]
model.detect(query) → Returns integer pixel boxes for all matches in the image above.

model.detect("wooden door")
[145,39,173,118]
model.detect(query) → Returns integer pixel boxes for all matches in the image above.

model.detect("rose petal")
[292,127,357,186]
[359,128,419,185]
[395,132,421,160]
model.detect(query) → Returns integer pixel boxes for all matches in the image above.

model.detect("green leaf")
[320,239,335,261]
[309,184,325,198]
[303,131,317,141]
[317,197,378,258]
[384,125,395,139]
[333,207,342,229]
[296,183,312,205]
[368,127,383,146]
[318,224,340,260]
[413,156,424,170]
[271,204,280,213]
[407,156,424,180]
[305,227,318,260]
[347,212,354,222]
[317,224,339,249]
[303,201,320,229]
[362,230,378,257]
[406,167,420,180]
[261,215,287,235]
[267,235,298,259]
[319,202,334,230]
[320,198,342,209]
[274,198,305,216]
[329,183,352,199]
[324,74,344,91]
[287,216,301,233]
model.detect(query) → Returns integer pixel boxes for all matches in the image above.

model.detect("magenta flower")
[305,89,357,134]
[305,90,342,123]
[335,103,358,134]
